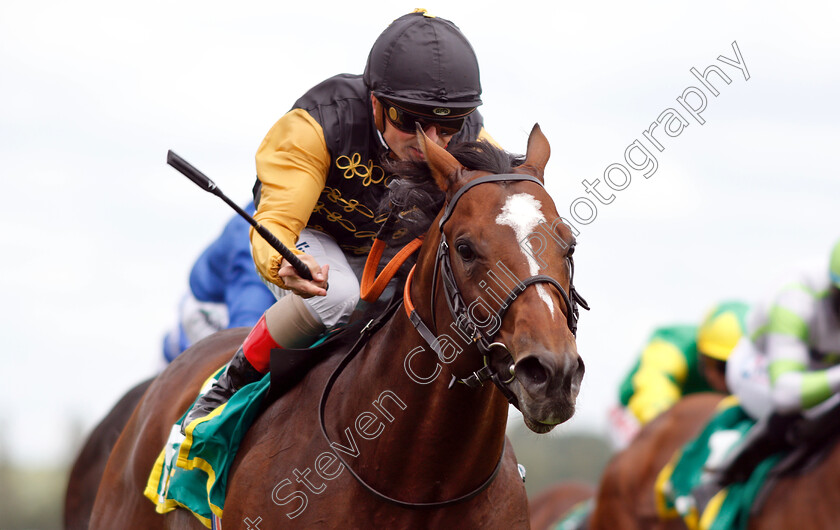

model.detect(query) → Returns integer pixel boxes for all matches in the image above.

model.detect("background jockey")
[161,202,276,364]
[611,301,750,444]
[180,10,497,433]
[717,239,840,481]
[728,239,840,419]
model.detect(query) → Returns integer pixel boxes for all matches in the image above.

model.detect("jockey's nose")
[422,123,442,144]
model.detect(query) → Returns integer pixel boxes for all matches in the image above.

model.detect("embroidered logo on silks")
[323,186,376,219]
[335,153,387,187]
[311,154,391,254]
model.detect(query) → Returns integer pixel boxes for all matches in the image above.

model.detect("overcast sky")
[2,1,839,466]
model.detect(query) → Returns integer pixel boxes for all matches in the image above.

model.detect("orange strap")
[360,238,423,302]
[403,265,417,317]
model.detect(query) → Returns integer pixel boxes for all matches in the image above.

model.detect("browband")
[438,174,544,230]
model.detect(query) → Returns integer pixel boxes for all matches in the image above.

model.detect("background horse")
[589,392,840,528]
[90,125,585,528]
[63,377,153,530]
[528,480,595,530]
[589,393,722,530]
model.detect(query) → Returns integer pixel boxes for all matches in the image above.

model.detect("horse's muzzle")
[513,350,584,432]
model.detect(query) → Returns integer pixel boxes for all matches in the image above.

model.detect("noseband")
[319,172,589,510]
[407,174,589,406]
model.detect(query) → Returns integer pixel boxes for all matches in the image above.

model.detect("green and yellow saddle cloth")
[553,498,594,530]
[654,395,783,530]
[143,298,402,528]
[144,368,271,528]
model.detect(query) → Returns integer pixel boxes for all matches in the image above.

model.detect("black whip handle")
[166,150,313,281]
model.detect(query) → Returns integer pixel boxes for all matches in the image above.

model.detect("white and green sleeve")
[768,280,838,412]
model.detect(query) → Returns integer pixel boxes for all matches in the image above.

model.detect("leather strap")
[438,174,543,230]
[360,237,423,302]
[318,294,506,508]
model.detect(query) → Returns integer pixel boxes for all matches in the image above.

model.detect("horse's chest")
[225,444,528,528]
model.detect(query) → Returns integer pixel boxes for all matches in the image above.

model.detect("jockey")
[181,10,495,433]
[728,240,840,418]
[617,301,750,427]
[162,202,276,363]
[717,239,840,482]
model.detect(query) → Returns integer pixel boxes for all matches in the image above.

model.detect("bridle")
[406,173,589,407]
[319,172,589,509]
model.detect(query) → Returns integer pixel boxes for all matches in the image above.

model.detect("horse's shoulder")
[158,327,249,388]
[230,348,345,464]
[187,327,250,360]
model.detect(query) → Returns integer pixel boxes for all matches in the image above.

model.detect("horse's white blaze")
[495,193,555,317]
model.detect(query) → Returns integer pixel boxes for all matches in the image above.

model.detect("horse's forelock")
[449,140,524,175]
[379,141,525,244]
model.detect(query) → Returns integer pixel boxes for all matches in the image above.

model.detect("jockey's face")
[699,353,728,394]
[372,95,452,161]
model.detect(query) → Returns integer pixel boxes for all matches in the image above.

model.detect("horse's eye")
[456,242,476,262]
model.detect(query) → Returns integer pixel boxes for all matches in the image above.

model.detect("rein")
[317,172,587,509]
[318,225,505,509]
[317,295,506,509]
[408,174,589,405]
[360,237,423,302]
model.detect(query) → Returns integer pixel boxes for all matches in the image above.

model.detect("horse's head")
[410,125,586,434]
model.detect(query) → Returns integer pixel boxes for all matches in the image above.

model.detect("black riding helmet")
[364,10,483,111]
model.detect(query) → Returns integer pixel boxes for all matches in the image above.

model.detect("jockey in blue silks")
[162,202,276,363]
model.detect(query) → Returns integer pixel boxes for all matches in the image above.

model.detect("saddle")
[749,398,840,514]
[656,395,840,529]
[720,399,840,485]
[715,411,799,486]
[691,398,840,520]
[145,288,406,527]
[775,397,840,473]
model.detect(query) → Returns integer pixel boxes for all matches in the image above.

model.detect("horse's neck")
[331,307,510,500]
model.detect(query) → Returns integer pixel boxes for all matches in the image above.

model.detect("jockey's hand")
[772,371,805,414]
[278,254,329,298]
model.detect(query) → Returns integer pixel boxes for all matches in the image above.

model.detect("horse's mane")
[381,140,525,242]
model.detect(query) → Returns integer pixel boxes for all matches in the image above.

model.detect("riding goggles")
[381,98,475,136]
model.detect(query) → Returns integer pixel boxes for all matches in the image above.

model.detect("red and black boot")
[180,315,277,435]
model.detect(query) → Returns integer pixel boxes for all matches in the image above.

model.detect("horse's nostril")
[516,356,548,386]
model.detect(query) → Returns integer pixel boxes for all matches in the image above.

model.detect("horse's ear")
[520,123,551,182]
[416,126,464,193]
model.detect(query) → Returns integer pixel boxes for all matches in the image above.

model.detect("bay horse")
[90,124,586,528]
[528,481,595,530]
[64,377,152,529]
[589,392,840,529]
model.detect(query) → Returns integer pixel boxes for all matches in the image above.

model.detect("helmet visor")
[381,97,474,136]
